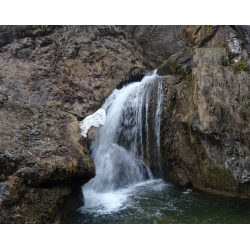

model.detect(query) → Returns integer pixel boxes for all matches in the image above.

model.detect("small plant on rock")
[231,60,247,73]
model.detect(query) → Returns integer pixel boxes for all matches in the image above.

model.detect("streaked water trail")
[83,69,163,193]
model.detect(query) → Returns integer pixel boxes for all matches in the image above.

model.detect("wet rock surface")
[0,25,151,223]
[87,127,99,151]
[160,25,250,198]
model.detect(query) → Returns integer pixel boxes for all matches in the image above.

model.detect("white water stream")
[81,70,163,213]
[65,70,250,224]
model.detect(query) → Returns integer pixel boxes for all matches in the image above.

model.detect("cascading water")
[63,70,250,224]
[83,70,163,193]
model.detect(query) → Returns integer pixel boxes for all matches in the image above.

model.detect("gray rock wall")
[160,25,250,198]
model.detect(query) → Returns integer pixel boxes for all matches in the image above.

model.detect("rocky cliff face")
[160,25,250,198]
[0,25,151,223]
[3,24,250,223]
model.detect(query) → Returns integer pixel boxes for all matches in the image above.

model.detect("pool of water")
[61,179,250,224]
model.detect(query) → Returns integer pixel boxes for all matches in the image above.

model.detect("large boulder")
[0,99,95,223]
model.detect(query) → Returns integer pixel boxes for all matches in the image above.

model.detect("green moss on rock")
[199,159,238,192]
[231,60,247,73]
[220,43,230,54]
[167,99,173,117]
[158,60,186,76]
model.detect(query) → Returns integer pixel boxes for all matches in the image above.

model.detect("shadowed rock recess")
[1,25,250,223]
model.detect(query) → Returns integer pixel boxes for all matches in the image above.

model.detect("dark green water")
[62,179,250,224]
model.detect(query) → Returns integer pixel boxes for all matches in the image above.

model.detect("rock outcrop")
[0,98,96,223]
[0,25,150,223]
[160,25,250,198]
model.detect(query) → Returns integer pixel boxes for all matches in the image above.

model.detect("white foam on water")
[80,179,166,215]
[81,70,164,215]
[80,189,129,214]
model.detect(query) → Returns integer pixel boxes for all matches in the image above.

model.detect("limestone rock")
[87,127,99,150]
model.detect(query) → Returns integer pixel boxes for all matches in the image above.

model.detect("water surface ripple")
[62,179,250,224]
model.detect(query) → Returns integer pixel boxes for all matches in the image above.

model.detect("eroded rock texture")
[160,25,250,198]
[0,25,153,223]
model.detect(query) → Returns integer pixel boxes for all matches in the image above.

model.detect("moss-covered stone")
[167,99,173,117]
[158,60,186,75]
[221,43,229,53]
[231,60,247,73]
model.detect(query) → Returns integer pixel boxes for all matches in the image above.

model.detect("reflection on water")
[62,179,250,224]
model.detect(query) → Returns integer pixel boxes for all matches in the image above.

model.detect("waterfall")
[83,70,163,193]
